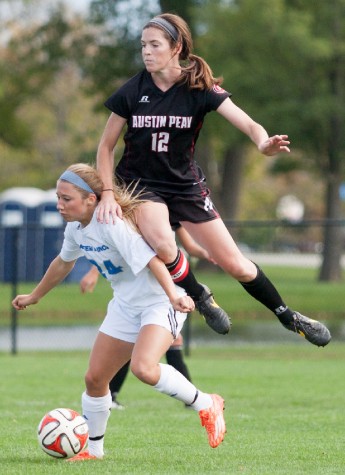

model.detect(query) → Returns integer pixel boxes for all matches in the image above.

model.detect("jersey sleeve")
[104,90,130,119]
[205,84,231,112]
[104,72,142,119]
[59,223,83,262]
[102,219,156,275]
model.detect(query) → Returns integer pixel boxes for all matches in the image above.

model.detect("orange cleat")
[199,394,226,448]
[66,450,99,462]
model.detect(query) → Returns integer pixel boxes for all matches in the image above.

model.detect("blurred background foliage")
[0,0,344,280]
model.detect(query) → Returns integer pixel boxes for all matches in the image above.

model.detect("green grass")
[1,345,345,474]
[1,266,344,327]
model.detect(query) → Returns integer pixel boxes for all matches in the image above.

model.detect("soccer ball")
[37,408,88,459]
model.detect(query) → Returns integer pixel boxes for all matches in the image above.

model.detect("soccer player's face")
[141,27,178,73]
[56,181,95,225]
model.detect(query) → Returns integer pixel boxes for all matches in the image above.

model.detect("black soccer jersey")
[104,70,231,194]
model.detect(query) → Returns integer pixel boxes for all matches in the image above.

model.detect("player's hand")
[259,134,290,156]
[80,267,99,293]
[171,296,195,313]
[80,275,97,293]
[96,193,123,224]
[12,294,38,310]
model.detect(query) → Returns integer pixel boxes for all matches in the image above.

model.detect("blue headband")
[148,17,178,42]
[59,170,95,194]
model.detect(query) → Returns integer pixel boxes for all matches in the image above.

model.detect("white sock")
[154,363,212,410]
[190,392,213,412]
[82,391,112,457]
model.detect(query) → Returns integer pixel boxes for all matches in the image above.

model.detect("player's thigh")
[182,218,256,278]
[88,331,134,383]
[131,324,173,371]
[181,219,239,259]
[136,201,176,251]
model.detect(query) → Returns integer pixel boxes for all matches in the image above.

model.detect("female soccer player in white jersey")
[96,13,330,348]
[12,164,226,460]
[80,224,217,410]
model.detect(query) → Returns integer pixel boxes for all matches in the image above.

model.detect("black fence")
[3,217,345,283]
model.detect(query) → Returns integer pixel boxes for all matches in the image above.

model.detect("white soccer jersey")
[60,213,180,308]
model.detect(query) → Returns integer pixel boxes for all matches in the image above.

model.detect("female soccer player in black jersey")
[96,13,330,347]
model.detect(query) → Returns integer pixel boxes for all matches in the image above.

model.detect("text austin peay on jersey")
[132,115,192,129]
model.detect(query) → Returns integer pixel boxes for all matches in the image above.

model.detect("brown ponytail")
[144,13,222,90]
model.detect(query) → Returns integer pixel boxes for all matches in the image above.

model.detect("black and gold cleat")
[282,312,331,347]
[195,284,231,335]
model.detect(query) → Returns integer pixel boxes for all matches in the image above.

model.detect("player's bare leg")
[131,324,226,448]
[183,219,331,346]
[68,332,134,461]
[136,202,231,334]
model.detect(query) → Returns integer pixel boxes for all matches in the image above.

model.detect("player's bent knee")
[84,370,104,392]
[153,240,178,263]
[130,361,157,386]
[221,257,256,281]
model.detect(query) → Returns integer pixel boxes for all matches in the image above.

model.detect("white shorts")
[99,297,187,343]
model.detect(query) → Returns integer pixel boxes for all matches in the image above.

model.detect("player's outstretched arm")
[12,256,75,310]
[147,256,195,313]
[96,113,127,224]
[216,98,290,156]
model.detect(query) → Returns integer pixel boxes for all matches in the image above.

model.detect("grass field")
[1,345,345,474]
[1,265,344,473]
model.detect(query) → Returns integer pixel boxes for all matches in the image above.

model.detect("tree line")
[0,0,344,281]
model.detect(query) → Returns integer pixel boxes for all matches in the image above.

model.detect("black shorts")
[125,181,220,226]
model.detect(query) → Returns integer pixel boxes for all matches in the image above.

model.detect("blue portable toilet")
[0,187,45,282]
[0,187,92,283]
[36,189,65,278]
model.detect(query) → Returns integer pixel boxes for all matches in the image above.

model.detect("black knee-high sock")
[240,263,294,324]
[166,249,204,300]
[109,361,130,396]
[166,348,192,382]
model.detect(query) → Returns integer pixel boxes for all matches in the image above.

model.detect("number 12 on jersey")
[152,132,169,152]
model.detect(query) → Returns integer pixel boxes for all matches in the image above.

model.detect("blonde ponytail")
[64,164,145,232]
